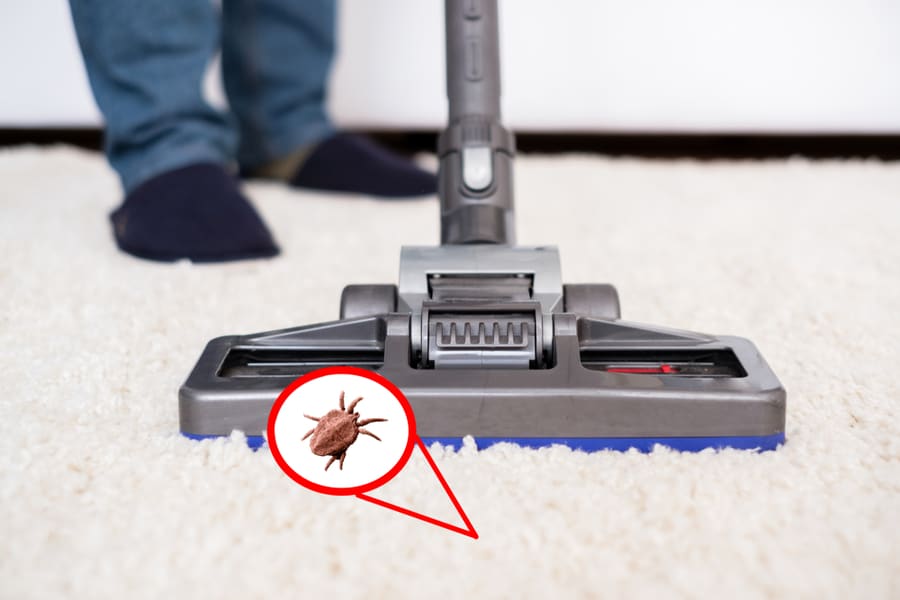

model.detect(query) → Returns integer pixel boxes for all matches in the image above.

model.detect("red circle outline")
[267,366,417,496]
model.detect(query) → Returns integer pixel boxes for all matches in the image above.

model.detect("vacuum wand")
[439,0,516,245]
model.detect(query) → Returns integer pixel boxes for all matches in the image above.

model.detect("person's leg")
[70,0,235,191]
[222,0,437,197]
[69,0,278,261]
[221,0,335,170]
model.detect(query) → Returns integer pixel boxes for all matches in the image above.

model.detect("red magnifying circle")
[267,366,417,496]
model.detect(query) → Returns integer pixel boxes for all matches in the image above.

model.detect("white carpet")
[1,146,898,599]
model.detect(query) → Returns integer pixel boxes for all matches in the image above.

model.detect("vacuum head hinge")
[420,295,544,369]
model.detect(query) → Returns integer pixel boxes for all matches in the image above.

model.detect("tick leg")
[301,428,315,441]
[339,451,347,470]
[303,414,320,422]
[339,390,345,410]
[347,396,364,414]
[324,456,337,471]
[357,417,387,426]
[359,429,382,442]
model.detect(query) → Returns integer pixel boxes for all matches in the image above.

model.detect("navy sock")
[290,133,437,198]
[110,163,279,263]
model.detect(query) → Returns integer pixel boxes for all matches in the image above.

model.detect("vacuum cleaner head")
[180,246,785,451]
[179,0,785,452]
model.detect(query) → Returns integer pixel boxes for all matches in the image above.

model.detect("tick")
[302,391,387,471]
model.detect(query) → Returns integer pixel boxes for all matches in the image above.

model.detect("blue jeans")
[69,0,336,193]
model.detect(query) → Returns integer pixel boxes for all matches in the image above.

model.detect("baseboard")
[2,128,898,160]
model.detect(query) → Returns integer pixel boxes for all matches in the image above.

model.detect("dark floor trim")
[2,128,898,159]
[369,132,900,159]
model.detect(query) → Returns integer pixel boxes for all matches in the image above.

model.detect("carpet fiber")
[1,146,898,599]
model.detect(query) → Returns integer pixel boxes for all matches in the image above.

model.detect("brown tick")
[302,391,387,471]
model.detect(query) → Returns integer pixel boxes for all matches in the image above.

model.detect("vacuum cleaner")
[180,0,786,452]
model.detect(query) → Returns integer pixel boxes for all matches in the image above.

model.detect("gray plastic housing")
[179,313,785,440]
[180,246,785,442]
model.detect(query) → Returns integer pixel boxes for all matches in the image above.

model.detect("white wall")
[2,0,899,133]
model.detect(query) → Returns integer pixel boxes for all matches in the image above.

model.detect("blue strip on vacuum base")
[420,433,785,452]
[182,433,268,450]
[182,432,785,452]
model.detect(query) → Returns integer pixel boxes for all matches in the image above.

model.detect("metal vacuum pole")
[439,0,516,245]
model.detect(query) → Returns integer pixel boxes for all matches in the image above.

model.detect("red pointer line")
[356,437,479,539]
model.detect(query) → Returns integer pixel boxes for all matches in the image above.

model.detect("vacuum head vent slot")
[580,348,747,378]
[218,348,384,378]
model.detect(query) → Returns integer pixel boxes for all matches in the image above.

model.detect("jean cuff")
[238,117,335,171]
[118,141,234,194]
